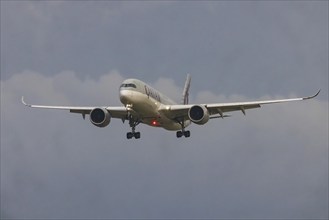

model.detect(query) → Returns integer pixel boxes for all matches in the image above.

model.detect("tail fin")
[182,74,191,104]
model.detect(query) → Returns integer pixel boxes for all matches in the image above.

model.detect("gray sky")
[1,1,328,219]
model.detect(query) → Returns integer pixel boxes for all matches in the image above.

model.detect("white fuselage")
[119,79,190,131]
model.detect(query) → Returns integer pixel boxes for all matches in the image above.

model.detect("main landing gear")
[126,115,141,139]
[127,131,140,139]
[176,119,191,138]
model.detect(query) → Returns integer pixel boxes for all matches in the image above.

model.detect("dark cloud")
[1,1,327,97]
[1,1,328,219]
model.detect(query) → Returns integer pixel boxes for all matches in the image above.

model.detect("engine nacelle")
[188,105,210,125]
[89,108,111,127]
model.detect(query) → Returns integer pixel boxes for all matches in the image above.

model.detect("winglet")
[303,90,321,100]
[21,96,31,107]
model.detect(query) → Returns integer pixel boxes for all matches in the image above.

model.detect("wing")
[21,96,127,119]
[159,90,321,120]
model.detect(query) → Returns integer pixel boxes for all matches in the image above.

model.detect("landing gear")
[176,130,190,138]
[126,114,141,139]
[176,119,191,138]
[127,131,140,139]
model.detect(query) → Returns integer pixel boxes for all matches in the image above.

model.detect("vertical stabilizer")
[182,74,191,104]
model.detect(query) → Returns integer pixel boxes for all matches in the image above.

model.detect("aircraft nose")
[119,89,133,104]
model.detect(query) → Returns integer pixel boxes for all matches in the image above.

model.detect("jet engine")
[90,108,111,127]
[188,105,209,125]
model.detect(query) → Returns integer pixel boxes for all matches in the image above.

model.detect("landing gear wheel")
[184,130,190,138]
[176,131,183,138]
[135,132,141,139]
[127,132,133,139]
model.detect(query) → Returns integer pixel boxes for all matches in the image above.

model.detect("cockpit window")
[120,83,137,88]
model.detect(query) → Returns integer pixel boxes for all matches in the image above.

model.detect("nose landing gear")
[126,114,141,139]
[176,130,190,138]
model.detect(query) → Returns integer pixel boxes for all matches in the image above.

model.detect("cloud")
[152,77,183,103]
[1,70,327,219]
[1,1,327,218]
[2,1,327,98]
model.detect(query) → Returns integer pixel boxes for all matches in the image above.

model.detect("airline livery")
[22,74,320,139]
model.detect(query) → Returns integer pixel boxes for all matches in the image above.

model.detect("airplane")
[22,74,320,139]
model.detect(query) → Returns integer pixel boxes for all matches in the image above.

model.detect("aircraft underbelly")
[127,90,190,131]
